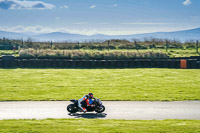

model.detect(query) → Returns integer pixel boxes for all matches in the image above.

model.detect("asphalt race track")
[0,101,200,120]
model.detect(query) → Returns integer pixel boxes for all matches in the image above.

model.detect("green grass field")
[0,50,19,57]
[0,69,199,101]
[156,48,200,57]
[0,119,200,133]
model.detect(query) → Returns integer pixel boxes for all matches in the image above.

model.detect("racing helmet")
[88,93,94,98]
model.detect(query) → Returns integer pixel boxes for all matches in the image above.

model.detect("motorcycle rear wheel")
[67,104,78,113]
[95,105,105,113]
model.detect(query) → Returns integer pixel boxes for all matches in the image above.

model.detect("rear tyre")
[67,104,78,113]
[95,105,105,113]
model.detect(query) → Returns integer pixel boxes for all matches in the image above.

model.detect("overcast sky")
[0,0,200,35]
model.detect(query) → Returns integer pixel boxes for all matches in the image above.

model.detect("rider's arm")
[79,95,87,102]
[86,99,90,106]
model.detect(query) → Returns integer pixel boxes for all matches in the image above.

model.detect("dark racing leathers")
[78,95,93,112]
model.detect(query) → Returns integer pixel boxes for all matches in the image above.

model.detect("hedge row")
[19,49,169,60]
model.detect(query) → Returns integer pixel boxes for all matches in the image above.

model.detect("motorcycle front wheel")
[67,104,78,113]
[95,105,105,113]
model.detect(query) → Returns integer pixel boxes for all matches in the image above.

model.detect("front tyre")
[95,105,105,113]
[67,104,78,113]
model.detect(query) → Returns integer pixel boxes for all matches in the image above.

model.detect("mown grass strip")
[0,69,200,101]
[0,119,200,133]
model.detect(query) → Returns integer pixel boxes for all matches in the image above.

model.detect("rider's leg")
[78,102,87,113]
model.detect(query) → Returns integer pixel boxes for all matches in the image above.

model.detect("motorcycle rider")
[78,93,95,113]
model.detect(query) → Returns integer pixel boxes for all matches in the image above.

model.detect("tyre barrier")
[0,58,199,69]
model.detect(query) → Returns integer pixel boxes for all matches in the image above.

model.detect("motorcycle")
[67,98,105,113]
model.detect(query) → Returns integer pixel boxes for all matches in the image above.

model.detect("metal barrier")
[0,56,200,69]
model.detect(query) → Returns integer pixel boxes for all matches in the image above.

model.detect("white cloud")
[0,0,55,10]
[113,4,118,7]
[183,0,192,6]
[120,23,169,25]
[73,22,88,25]
[0,25,188,36]
[0,25,53,33]
[190,16,200,19]
[0,25,96,35]
[97,23,110,25]
[90,4,96,8]
[60,5,68,8]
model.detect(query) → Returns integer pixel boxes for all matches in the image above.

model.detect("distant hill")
[34,32,87,42]
[127,27,200,41]
[0,27,200,42]
[0,31,29,39]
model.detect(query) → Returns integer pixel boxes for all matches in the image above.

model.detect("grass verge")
[0,69,199,101]
[19,49,200,59]
[0,119,200,133]
[19,49,168,59]
[0,50,19,57]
